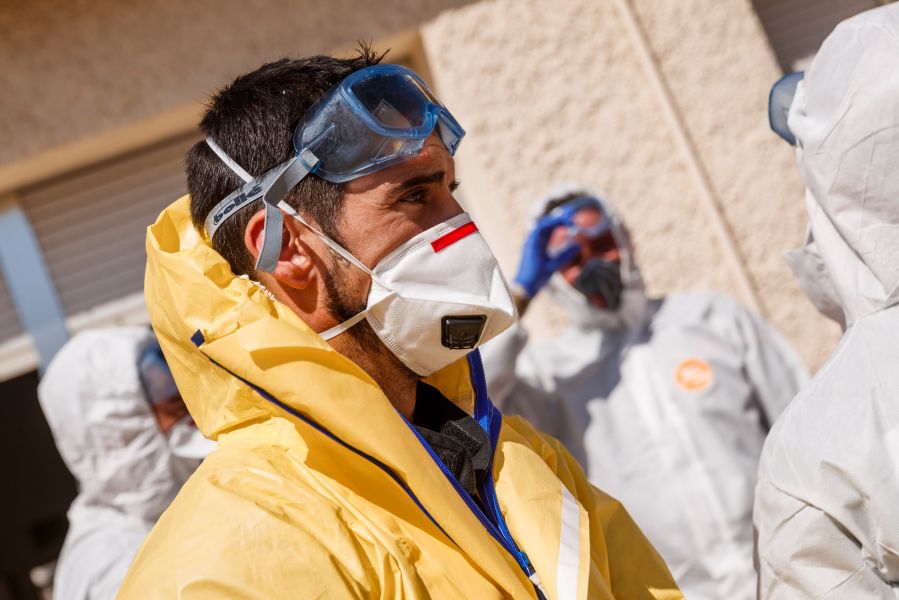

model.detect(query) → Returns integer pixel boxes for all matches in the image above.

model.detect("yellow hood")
[145,195,475,445]
[126,195,681,599]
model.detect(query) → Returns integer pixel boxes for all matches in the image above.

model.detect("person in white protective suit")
[480,185,809,600]
[37,327,215,600]
[754,5,899,598]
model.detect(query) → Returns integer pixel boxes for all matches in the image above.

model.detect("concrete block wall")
[422,0,842,369]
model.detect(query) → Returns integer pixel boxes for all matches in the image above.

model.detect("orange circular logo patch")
[674,358,714,392]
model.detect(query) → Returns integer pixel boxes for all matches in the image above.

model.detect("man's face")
[150,393,189,434]
[546,206,621,309]
[339,135,462,264]
[314,135,463,363]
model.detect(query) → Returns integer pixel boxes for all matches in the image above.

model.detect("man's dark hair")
[187,46,384,277]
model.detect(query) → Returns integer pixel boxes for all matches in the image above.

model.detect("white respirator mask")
[166,415,217,483]
[167,416,217,460]
[280,204,517,376]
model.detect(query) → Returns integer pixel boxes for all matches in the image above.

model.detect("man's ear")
[244,208,315,290]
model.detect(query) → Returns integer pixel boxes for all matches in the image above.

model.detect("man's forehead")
[342,135,453,194]
[572,205,603,220]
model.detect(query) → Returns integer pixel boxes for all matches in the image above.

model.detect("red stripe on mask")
[431,221,479,252]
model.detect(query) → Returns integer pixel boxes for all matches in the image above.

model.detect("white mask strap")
[276,200,375,276]
[205,137,253,183]
[318,311,370,340]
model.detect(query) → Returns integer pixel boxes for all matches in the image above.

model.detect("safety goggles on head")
[768,71,804,145]
[547,195,611,257]
[295,64,464,182]
[203,64,465,273]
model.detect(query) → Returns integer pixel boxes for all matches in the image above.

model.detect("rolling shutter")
[18,132,200,318]
[0,274,23,342]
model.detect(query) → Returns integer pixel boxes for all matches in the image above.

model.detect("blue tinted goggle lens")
[292,65,463,183]
[768,71,804,145]
[350,71,432,130]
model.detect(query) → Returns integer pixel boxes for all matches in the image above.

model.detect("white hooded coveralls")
[37,328,202,600]
[754,5,899,598]
[481,188,809,600]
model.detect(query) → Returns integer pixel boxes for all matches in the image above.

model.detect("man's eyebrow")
[389,171,445,195]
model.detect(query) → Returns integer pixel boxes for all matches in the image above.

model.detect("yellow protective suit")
[118,196,681,600]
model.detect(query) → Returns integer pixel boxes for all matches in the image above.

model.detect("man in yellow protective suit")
[119,48,681,599]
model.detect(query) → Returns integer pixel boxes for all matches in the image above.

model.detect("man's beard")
[322,256,417,380]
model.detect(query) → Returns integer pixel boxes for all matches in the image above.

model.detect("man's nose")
[437,188,465,222]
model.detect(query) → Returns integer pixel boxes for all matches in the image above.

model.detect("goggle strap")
[205,182,270,241]
[255,202,285,273]
[261,150,319,209]
[203,138,266,238]
[205,137,253,183]
[255,153,319,273]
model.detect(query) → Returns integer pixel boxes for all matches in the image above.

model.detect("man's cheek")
[353,268,374,302]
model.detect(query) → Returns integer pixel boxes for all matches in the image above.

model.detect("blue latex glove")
[513,207,581,298]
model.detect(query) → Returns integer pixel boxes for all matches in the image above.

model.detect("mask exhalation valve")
[441,315,487,349]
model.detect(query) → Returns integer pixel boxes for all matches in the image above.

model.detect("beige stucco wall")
[422,0,842,370]
[0,0,471,166]
[0,0,842,370]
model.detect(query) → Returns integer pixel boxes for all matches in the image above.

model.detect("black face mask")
[573,258,623,310]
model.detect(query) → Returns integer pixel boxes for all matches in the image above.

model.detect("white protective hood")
[38,327,185,523]
[531,183,649,330]
[754,6,899,598]
[787,9,899,326]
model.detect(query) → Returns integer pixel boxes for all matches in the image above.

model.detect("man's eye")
[400,190,427,204]
[449,179,461,193]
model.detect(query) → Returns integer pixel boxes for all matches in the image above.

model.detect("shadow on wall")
[752,0,883,71]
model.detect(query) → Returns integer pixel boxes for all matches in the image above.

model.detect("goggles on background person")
[768,71,804,146]
[203,64,466,273]
[547,195,612,259]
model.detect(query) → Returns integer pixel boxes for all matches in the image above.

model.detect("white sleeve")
[479,323,530,409]
[87,552,139,600]
[54,525,147,600]
[735,308,810,428]
[755,476,896,599]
